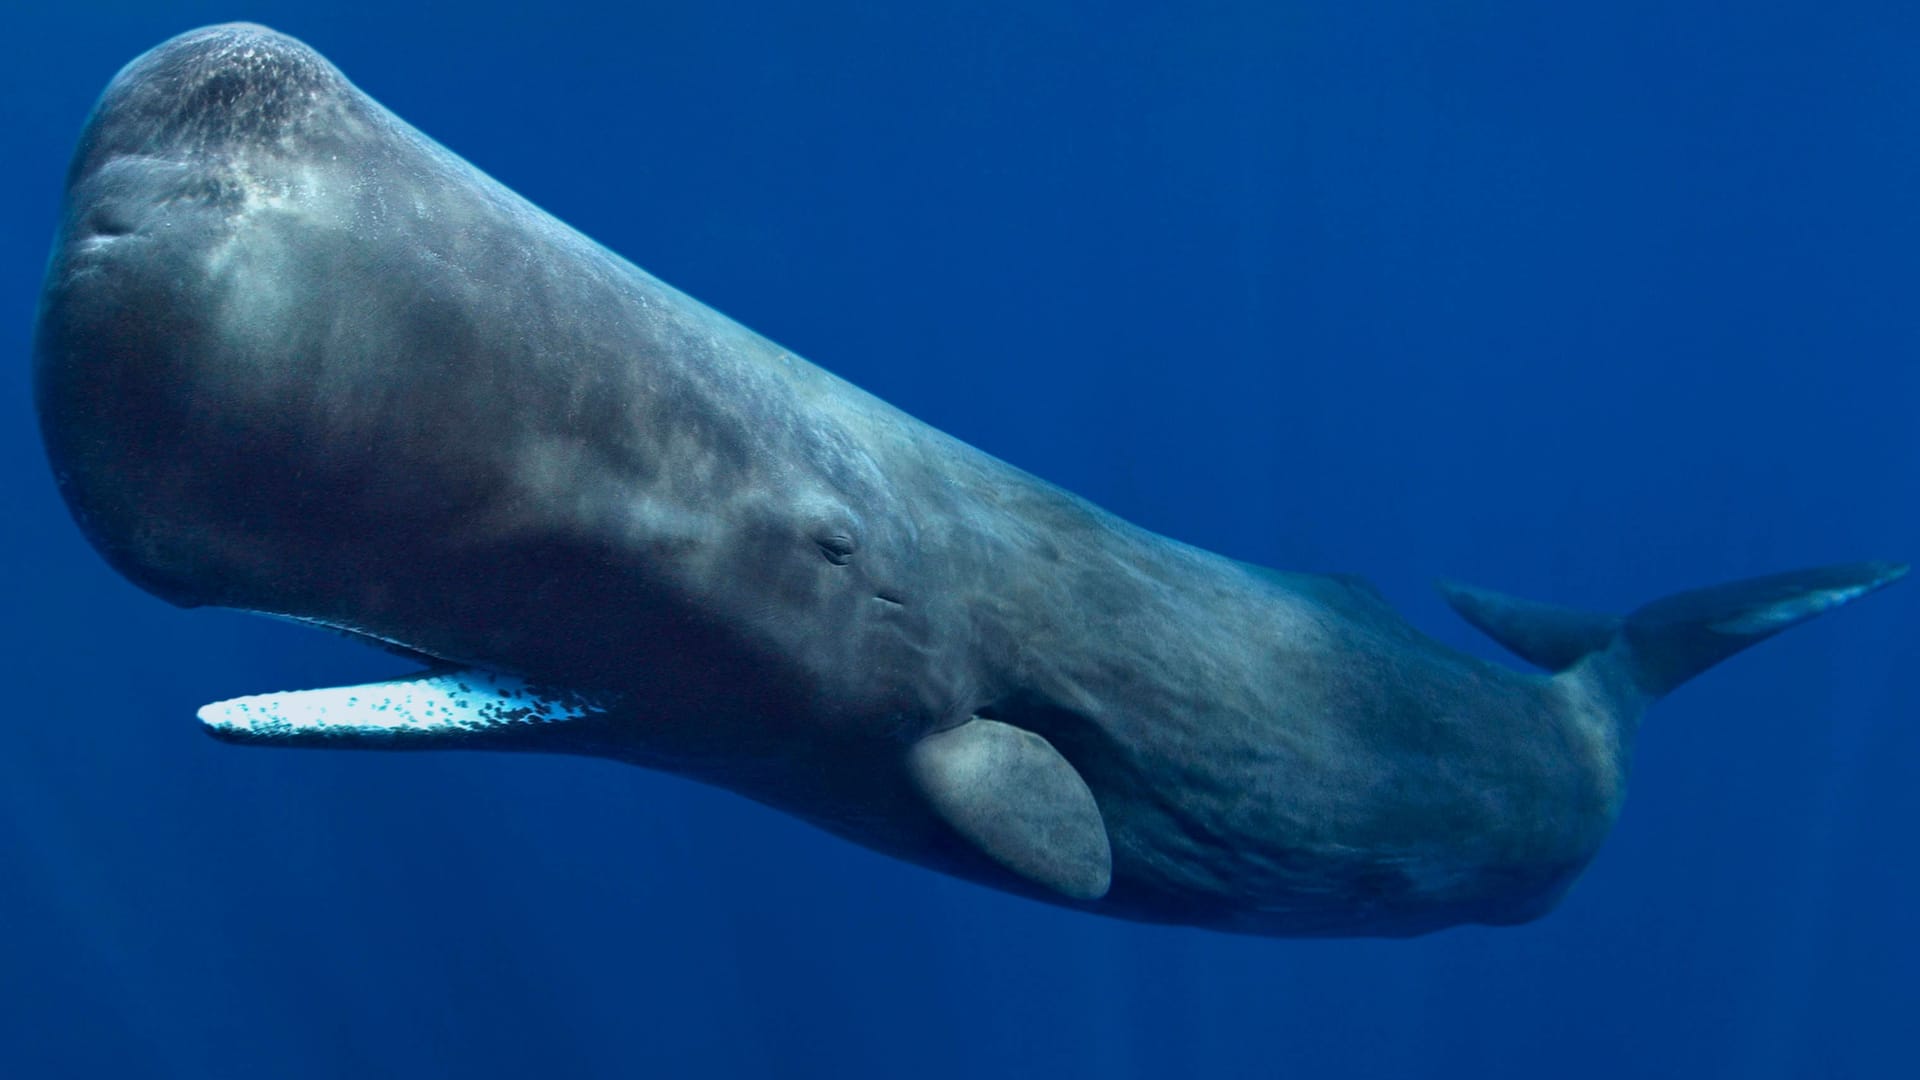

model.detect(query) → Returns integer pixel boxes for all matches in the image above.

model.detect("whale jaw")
[199,669,612,748]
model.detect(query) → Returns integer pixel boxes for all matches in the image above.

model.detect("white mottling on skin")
[198,669,603,740]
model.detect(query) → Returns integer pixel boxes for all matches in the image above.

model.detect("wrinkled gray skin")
[35,26,1892,937]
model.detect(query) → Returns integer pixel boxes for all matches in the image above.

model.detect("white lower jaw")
[199,668,607,744]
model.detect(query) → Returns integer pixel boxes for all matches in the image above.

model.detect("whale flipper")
[199,670,609,747]
[907,718,1113,901]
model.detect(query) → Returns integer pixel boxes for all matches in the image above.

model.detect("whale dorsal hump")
[907,717,1112,901]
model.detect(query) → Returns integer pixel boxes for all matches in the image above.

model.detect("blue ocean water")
[3,2,1915,1077]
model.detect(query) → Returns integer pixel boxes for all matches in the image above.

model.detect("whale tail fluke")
[1434,581,1620,674]
[1439,561,1908,701]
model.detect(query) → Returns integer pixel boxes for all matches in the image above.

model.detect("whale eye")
[815,531,857,566]
[800,497,863,565]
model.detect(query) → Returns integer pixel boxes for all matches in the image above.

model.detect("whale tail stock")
[1436,561,1908,705]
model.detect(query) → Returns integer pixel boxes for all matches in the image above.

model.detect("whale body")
[33,24,1905,936]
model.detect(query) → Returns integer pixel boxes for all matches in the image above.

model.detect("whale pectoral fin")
[198,669,609,748]
[906,717,1112,901]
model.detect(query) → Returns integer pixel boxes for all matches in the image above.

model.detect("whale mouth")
[196,615,612,747]
[198,668,609,746]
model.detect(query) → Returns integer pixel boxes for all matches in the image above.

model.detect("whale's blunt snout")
[35,24,368,613]
[74,23,346,178]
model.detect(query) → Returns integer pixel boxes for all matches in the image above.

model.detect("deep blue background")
[4,3,1915,1078]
